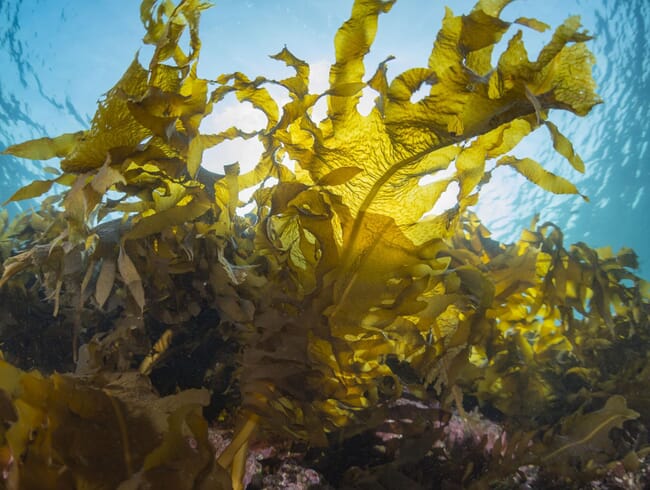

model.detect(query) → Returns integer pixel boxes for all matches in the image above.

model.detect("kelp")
[0,0,647,488]
[0,358,230,489]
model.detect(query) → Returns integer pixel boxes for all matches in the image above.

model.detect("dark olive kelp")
[1,0,648,488]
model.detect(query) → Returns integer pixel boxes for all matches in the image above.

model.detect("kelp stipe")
[1,0,648,489]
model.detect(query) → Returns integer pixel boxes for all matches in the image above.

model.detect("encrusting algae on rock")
[1,0,649,488]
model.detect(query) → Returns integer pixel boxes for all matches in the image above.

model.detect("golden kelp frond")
[497,155,587,199]
[438,213,650,485]
[141,0,211,70]
[328,0,396,124]
[205,4,603,450]
[0,131,84,161]
[0,0,223,332]
[0,360,230,489]
[212,0,600,258]
[217,0,600,447]
[452,215,650,429]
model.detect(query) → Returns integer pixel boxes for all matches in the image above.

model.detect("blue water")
[1,0,648,274]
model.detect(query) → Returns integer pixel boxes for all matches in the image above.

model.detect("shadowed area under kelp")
[0,0,649,489]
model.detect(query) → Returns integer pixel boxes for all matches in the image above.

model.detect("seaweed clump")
[0,0,648,488]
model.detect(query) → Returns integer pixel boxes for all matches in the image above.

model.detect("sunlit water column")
[474,0,650,275]
[0,0,647,274]
[0,0,140,212]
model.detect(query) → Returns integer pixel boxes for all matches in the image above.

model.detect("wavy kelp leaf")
[497,155,586,198]
[328,0,395,124]
[139,328,173,375]
[141,0,209,68]
[533,27,599,117]
[544,119,585,173]
[271,47,310,99]
[214,72,279,130]
[125,194,211,240]
[472,0,511,17]
[140,0,175,47]
[0,246,47,289]
[91,161,128,194]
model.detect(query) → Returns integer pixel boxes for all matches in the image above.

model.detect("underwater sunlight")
[0,1,649,489]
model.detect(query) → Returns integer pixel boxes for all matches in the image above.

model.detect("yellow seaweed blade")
[328,0,396,124]
[2,131,85,161]
[497,155,587,199]
[62,59,151,172]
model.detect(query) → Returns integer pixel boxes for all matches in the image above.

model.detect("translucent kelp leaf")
[544,120,585,173]
[481,117,535,158]
[3,173,76,204]
[62,59,150,172]
[515,17,550,32]
[270,47,310,99]
[140,0,176,46]
[459,8,510,54]
[328,0,396,124]
[2,131,85,160]
[148,0,210,69]
[216,72,279,129]
[473,0,511,17]
[497,155,585,198]
[3,179,55,204]
[91,161,127,194]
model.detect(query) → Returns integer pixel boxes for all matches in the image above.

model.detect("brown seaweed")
[0,0,647,488]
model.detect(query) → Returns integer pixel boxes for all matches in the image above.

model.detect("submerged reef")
[0,0,649,488]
